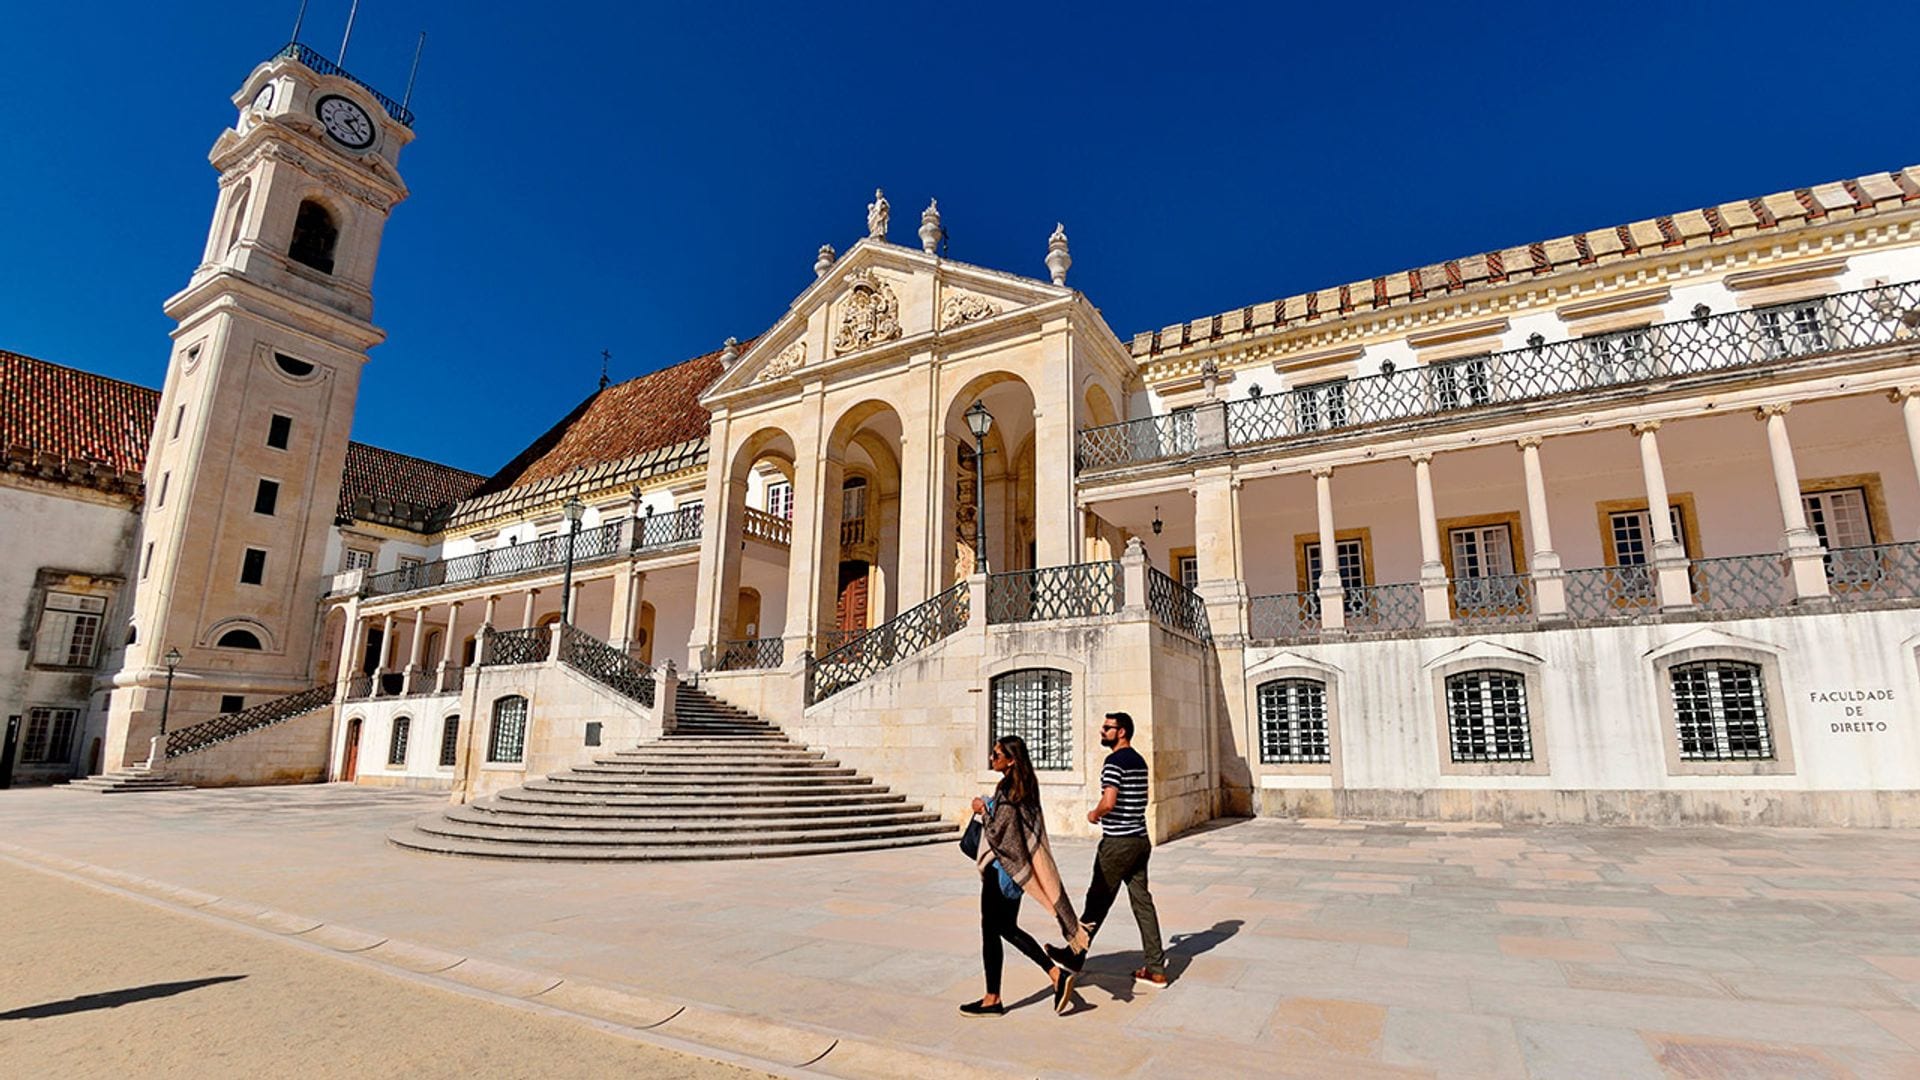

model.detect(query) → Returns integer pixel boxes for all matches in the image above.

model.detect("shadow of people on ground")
[1072,919,1244,1006]
[0,975,247,1021]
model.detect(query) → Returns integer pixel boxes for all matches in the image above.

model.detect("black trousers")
[979,873,1051,996]
[1079,834,1166,974]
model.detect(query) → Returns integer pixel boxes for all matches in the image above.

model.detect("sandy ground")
[0,865,771,1080]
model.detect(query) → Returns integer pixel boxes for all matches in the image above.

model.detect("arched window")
[1670,660,1772,761]
[224,179,252,253]
[388,716,411,766]
[989,668,1072,770]
[1257,679,1329,764]
[216,628,263,650]
[125,623,137,646]
[439,715,461,768]
[288,199,338,274]
[1444,669,1531,762]
[488,695,528,763]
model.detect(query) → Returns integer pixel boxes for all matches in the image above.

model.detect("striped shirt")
[1099,747,1149,837]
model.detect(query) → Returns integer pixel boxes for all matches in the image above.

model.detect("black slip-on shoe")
[1052,968,1077,1015]
[1045,944,1085,973]
[959,1000,1004,1017]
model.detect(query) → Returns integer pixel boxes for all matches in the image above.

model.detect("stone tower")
[103,45,413,769]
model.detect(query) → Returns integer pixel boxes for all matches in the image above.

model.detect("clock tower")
[104,45,413,770]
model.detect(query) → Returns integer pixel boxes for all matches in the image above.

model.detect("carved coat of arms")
[832,269,902,355]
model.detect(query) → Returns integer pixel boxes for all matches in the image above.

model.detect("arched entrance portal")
[819,402,906,647]
[940,373,1039,589]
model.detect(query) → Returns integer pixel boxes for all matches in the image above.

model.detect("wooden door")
[836,561,870,632]
[341,719,361,782]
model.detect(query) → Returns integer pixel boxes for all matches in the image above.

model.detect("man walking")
[1050,711,1167,990]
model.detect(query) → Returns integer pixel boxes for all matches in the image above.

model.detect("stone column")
[608,566,635,650]
[520,589,539,629]
[331,597,361,702]
[1119,537,1150,616]
[1191,468,1246,639]
[404,606,428,693]
[1894,387,1920,501]
[1758,404,1830,602]
[375,611,395,686]
[1312,467,1345,634]
[1031,330,1080,569]
[687,412,738,667]
[1633,422,1695,609]
[781,390,829,660]
[1517,438,1566,619]
[439,601,460,691]
[893,370,938,609]
[1410,453,1450,626]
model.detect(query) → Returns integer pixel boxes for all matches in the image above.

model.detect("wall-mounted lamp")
[1379,360,1395,376]
[1527,332,1545,350]
[1151,506,1163,535]
[1247,383,1262,398]
[1691,303,1711,323]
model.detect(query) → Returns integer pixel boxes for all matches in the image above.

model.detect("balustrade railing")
[1562,566,1661,621]
[840,516,868,546]
[1689,554,1791,616]
[710,637,785,671]
[164,685,334,758]
[1450,574,1535,628]
[557,625,656,707]
[633,505,704,551]
[481,625,552,667]
[806,582,971,705]
[986,561,1123,625]
[1825,542,1920,604]
[1146,567,1212,641]
[743,508,792,547]
[1079,280,1920,470]
[1345,583,1424,634]
[1247,592,1320,641]
[361,508,704,601]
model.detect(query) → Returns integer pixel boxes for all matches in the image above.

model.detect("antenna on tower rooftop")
[338,0,361,65]
[599,350,612,390]
[402,31,427,110]
[290,0,310,42]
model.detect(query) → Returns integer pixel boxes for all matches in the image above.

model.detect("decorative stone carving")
[832,269,902,354]
[1046,222,1071,285]
[755,340,807,383]
[939,291,1001,330]
[814,244,836,277]
[919,199,944,253]
[867,188,890,240]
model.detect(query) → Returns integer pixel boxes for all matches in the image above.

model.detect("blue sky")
[0,1,1908,475]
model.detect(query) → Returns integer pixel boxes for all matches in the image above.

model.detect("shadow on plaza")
[0,975,248,1021]
[1066,919,1244,1012]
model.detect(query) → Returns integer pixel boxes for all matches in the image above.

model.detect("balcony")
[1079,280,1920,472]
[362,505,702,600]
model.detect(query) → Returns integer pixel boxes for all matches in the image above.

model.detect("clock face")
[315,94,375,150]
[250,83,274,112]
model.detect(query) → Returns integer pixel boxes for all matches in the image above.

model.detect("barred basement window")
[1257,679,1330,764]
[388,717,410,766]
[1670,661,1773,761]
[990,669,1072,770]
[438,715,460,768]
[21,707,78,764]
[488,695,528,763]
[1445,670,1532,762]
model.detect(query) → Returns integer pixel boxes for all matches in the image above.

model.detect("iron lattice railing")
[710,637,784,672]
[743,507,793,547]
[633,505,703,551]
[275,42,415,127]
[1079,279,1920,470]
[1247,592,1320,641]
[1450,574,1536,628]
[557,624,656,708]
[1689,554,1791,616]
[364,520,628,598]
[1562,566,1662,621]
[438,666,466,694]
[481,625,552,666]
[1826,542,1920,603]
[344,673,375,700]
[1146,567,1212,641]
[806,582,971,705]
[1346,583,1424,634]
[986,562,1123,625]
[164,685,334,758]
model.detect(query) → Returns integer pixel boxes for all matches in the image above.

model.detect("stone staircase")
[64,764,193,794]
[389,683,959,861]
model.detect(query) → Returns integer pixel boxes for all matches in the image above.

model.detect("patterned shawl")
[977,793,1089,950]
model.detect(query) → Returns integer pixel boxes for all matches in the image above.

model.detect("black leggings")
[980,873,1052,996]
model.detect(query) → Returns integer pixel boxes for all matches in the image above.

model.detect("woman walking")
[962,735,1089,1016]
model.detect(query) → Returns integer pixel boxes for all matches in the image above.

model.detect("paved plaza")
[4,786,1920,1078]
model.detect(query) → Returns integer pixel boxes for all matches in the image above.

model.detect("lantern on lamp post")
[964,400,994,574]
[560,496,584,627]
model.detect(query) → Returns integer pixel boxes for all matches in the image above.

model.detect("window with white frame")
[1444,669,1532,762]
[1449,524,1524,611]
[1176,554,1200,591]
[1303,537,1367,617]
[766,480,793,520]
[1257,679,1330,764]
[1430,355,1491,410]
[989,668,1072,770]
[1295,378,1348,433]
[841,477,868,525]
[488,696,528,763]
[1753,300,1830,359]
[343,548,373,572]
[388,716,411,767]
[1607,505,1687,598]
[1802,487,1873,550]
[1584,327,1656,383]
[20,707,79,764]
[33,592,107,668]
[1670,660,1772,761]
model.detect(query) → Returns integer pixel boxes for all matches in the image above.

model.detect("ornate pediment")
[754,340,807,384]
[940,291,1002,330]
[832,268,902,356]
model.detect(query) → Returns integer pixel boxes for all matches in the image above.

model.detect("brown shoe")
[1133,967,1168,989]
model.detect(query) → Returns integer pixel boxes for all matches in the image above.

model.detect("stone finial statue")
[814,243,836,277]
[919,199,944,253]
[720,337,739,366]
[1046,222,1072,286]
[867,188,890,240]
[1201,359,1220,400]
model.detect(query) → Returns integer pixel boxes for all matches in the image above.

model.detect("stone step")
[451,804,943,833]
[485,794,912,817]
[598,748,826,763]
[412,814,956,848]
[63,773,195,793]
[389,823,958,862]
[563,763,854,779]
[532,778,879,797]
[499,788,903,809]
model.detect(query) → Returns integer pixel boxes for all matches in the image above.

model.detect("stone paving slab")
[7,785,1920,1077]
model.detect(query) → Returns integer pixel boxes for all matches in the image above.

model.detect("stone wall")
[449,661,660,802]
[161,708,333,787]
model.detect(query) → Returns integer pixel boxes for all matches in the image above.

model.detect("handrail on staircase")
[164,685,335,758]
[805,580,970,706]
[556,624,657,708]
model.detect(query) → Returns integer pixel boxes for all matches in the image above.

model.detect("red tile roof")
[475,341,739,495]
[337,442,487,522]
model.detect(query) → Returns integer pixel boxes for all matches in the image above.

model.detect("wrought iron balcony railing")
[557,624,656,708]
[986,562,1123,625]
[1248,591,1321,641]
[164,685,334,758]
[480,625,552,667]
[1346,583,1423,634]
[344,673,375,700]
[709,637,785,672]
[1146,567,1212,641]
[1079,279,1920,471]
[1449,574,1535,628]
[1561,566,1661,621]
[1689,554,1792,616]
[806,582,971,705]
[362,507,703,600]
[274,42,415,127]
[1825,541,1920,603]
[438,665,467,695]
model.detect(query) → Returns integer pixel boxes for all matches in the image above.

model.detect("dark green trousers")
[1080,834,1165,974]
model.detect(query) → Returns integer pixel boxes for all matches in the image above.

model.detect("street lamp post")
[559,496,584,627]
[964,400,994,575]
[153,646,182,768]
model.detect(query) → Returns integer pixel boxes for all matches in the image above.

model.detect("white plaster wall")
[336,693,462,789]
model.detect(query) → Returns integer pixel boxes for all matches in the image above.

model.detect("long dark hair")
[993,736,1040,807]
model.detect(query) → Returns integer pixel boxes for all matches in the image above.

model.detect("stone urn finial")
[919,199,944,254]
[814,243,836,277]
[867,188,890,240]
[720,337,739,366]
[1046,222,1071,286]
